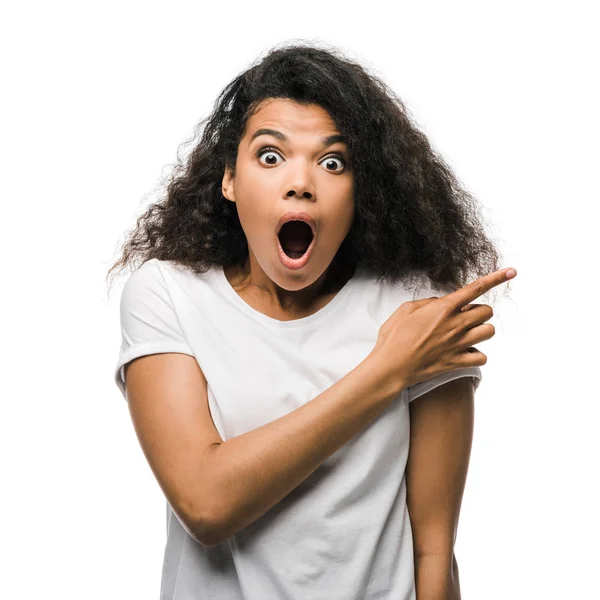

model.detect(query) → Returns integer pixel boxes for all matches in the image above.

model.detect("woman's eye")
[319,155,345,173]
[256,147,283,166]
[256,146,346,173]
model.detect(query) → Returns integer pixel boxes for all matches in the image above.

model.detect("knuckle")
[398,302,413,314]
[438,297,455,312]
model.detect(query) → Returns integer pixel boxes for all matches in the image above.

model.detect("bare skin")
[221,98,355,320]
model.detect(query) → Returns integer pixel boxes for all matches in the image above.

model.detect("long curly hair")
[106,40,505,302]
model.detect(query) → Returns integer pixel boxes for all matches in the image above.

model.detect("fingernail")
[506,268,517,278]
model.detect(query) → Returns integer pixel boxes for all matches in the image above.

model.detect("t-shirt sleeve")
[114,260,194,401]
[406,367,482,403]
[403,274,483,403]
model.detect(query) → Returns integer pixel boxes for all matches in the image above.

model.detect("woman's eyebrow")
[249,128,347,147]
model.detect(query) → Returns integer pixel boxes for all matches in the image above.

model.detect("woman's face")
[221,98,355,294]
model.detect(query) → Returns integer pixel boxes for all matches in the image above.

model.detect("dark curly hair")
[106,40,506,303]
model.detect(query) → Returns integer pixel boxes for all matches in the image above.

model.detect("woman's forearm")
[198,354,403,546]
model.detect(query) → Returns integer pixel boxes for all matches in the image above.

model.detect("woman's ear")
[222,168,235,202]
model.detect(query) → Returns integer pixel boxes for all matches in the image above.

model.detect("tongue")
[284,239,310,252]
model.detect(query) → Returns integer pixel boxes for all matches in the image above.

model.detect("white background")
[2,1,598,598]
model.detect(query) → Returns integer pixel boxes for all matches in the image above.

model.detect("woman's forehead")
[246,98,337,132]
[242,100,345,152]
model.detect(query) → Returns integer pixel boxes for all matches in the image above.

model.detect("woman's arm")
[405,377,476,600]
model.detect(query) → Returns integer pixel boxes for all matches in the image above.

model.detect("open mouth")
[277,220,315,259]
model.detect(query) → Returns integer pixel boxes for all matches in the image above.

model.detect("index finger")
[445,267,517,310]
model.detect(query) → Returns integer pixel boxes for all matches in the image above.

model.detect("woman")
[108,41,515,600]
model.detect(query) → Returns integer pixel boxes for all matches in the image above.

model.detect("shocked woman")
[108,41,515,600]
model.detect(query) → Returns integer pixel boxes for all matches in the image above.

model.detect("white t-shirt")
[114,258,481,600]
